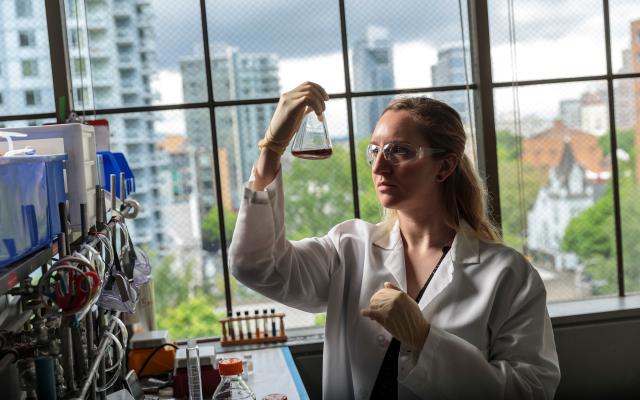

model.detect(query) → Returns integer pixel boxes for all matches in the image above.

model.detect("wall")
[289,316,640,400]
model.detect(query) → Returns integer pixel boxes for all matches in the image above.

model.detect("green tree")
[156,295,225,339]
[495,129,549,249]
[283,142,356,239]
[202,207,237,251]
[562,173,640,294]
[498,160,548,249]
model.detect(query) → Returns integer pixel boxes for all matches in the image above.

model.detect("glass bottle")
[212,358,256,400]
[290,113,332,160]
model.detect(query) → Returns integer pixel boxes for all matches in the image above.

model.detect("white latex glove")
[361,282,430,352]
[258,81,329,155]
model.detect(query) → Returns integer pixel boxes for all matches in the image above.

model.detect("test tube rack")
[219,312,287,346]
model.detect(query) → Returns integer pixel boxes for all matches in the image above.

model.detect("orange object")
[128,345,176,376]
[218,358,243,376]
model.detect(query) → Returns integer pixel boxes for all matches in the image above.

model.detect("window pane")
[495,82,617,301]
[615,78,640,294]
[216,101,353,329]
[94,109,225,340]
[0,1,54,115]
[67,0,206,111]
[345,0,471,91]
[489,0,606,82]
[206,0,345,99]
[609,0,640,73]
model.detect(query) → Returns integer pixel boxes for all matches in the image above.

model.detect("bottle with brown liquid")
[290,112,332,160]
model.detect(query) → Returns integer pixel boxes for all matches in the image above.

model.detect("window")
[15,0,33,18]
[73,58,86,75]
[24,90,41,106]
[21,59,39,77]
[19,31,36,47]
[69,29,79,48]
[0,0,631,342]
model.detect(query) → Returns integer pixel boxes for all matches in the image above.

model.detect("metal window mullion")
[338,0,360,219]
[469,0,501,229]
[603,0,625,296]
[45,0,73,122]
[199,0,233,313]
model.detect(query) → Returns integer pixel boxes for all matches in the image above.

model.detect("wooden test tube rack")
[220,312,287,346]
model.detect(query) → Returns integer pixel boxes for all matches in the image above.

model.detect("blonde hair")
[380,96,501,243]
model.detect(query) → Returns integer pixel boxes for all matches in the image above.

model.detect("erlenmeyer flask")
[291,113,332,160]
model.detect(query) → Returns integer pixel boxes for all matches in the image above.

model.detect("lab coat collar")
[450,221,481,265]
[371,219,480,264]
[371,219,481,297]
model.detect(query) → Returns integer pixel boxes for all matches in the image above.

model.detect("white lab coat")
[229,170,560,399]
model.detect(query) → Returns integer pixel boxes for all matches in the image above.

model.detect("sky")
[149,0,640,136]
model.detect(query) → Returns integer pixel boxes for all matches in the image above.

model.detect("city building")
[614,49,635,130]
[579,90,608,136]
[69,0,167,247]
[431,45,471,126]
[351,26,395,137]
[180,44,279,214]
[523,120,606,174]
[527,140,605,272]
[559,99,581,130]
[156,135,203,280]
[0,0,54,123]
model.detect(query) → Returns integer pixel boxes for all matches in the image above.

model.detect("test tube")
[263,309,269,338]
[254,310,260,338]
[236,311,244,339]
[227,311,235,340]
[245,311,252,339]
[221,320,228,342]
[271,308,277,336]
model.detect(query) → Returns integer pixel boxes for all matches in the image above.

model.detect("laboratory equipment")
[212,358,256,400]
[187,340,203,400]
[0,123,98,232]
[290,113,332,160]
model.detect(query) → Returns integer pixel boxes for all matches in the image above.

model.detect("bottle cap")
[218,357,243,375]
[262,395,287,400]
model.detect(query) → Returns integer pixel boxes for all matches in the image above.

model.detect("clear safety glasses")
[366,142,446,166]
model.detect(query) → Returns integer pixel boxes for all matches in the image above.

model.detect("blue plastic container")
[97,151,135,198]
[0,155,66,269]
[112,152,135,193]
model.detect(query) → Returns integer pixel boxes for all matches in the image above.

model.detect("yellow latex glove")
[258,81,329,155]
[361,282,430,352]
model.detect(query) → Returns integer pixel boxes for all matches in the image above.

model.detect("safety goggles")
[366,142,446,166]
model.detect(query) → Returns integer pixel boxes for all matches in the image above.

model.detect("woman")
[229,82,560,399]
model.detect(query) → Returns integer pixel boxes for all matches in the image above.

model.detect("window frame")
[2,0,637,319]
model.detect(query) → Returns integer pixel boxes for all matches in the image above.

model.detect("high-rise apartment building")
[180,44,279,215]
[69,0,167,247]
[0,1,166,248]
[352,26,395,137]
[431,45,471,126]
[0,1,54,122]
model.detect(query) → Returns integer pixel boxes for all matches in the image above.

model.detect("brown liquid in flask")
[291,148,333,159]
[291,113,332,160]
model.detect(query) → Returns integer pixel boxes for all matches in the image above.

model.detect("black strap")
[370,246,451,400]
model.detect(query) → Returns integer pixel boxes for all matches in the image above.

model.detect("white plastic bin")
[0,124,97,232]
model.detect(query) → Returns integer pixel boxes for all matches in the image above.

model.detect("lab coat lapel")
[417,224,481,310]
[371,221,407,291]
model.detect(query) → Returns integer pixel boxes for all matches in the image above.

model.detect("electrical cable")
[96,331,124,392]
[136,343,179,377]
